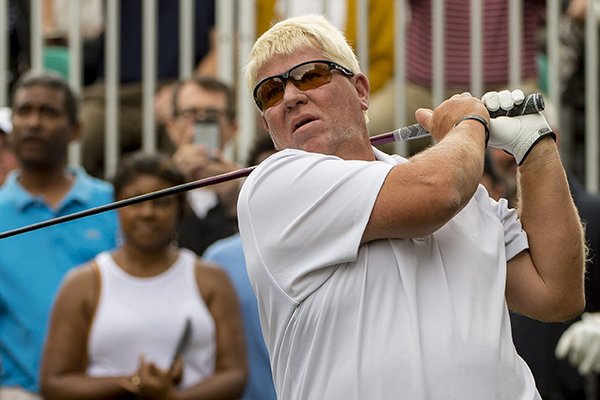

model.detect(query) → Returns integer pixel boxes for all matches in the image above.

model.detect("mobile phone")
[194,119,220,153]
[169,318,192,371]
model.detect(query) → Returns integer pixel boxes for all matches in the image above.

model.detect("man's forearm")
[517,138,586,318]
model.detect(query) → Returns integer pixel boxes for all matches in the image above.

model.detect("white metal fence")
[1,0,598,191]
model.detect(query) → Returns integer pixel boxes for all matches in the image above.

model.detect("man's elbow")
[541,292,586,322]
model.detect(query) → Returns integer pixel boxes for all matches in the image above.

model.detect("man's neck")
[18,165,75,209]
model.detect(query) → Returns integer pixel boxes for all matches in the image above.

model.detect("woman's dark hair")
[112,151,186,215]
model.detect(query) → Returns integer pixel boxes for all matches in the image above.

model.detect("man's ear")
[354,73,370,112]
[260,114,269,133]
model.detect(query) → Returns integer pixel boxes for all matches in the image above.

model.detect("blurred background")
[0,0,597,190]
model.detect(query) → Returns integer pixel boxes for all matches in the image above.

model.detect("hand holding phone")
[194,116,220,156]
[170,317,193,373]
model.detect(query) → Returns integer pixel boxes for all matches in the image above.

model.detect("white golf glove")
[482,90,556,165]
[555,312,600,375]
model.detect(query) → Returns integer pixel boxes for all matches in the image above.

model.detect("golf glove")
[555,312,600,375]
[482,90,555,165]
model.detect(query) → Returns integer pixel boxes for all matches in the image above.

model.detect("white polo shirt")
[238,147,540,400]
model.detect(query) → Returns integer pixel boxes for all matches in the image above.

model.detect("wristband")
[453,115,490,147]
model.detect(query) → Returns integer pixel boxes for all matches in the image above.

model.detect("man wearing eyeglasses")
[237,14,585,400]
[163,76,240,255]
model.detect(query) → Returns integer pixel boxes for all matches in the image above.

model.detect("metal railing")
[1,0,597,191]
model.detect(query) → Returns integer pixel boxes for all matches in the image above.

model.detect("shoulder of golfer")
[239,93,487,246]
[363,93,488,242]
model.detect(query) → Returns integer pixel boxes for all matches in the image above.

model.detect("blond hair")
[244,14,361,94]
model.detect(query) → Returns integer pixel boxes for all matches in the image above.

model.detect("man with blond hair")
[237,14,585,399]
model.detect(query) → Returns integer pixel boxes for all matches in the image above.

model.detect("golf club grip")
[372,92,546,145]
[488,92,544,118]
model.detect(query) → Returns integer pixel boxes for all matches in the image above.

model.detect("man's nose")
[22,110,43,127]
[137,201,157,216]
[282,80,307,109]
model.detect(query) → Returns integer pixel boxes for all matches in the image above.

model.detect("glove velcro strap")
[453,115,490,147]
[517,127,557,166]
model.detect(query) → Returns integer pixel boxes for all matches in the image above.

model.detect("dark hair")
[11,71,79,125]
[112,151,186,214]
[171,75,236,120]
[247,134,276,166]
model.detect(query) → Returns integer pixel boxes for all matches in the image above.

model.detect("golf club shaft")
[0,93,545,239]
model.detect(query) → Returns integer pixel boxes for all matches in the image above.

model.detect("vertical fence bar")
[585,0,599,192]
[236,0,256,165]
[357,0,369,77]
[179,0,194,80]
[67,0,82,166]
[104,0,120,179]
[470,0,483,97]
[432,0,445,106]
[546,1,563,159]
[508,0,522,87]
[216,0,236,163]
[393,0,407,156]
[216,0,235,85]
[30,0,43,73]
[0,0,8,106]
[142,0,157,154]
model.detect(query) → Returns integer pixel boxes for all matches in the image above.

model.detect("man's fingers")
[414,108,433,131]
[511,89,525,105]
[555,330,573,359]
[498,90,514,110]
[482,89,525,112]
[482,92,500,112]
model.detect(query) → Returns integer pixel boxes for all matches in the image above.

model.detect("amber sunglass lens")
[256,63,335,111]
[293,64,333,90]
[258,78,285,111]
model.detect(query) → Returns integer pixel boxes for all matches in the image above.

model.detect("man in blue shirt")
[0,72,118,398]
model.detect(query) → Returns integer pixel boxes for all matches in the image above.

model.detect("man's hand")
[482,90,556,165]
[172,144,238,181]
[120,355,180,400]
[172,144,241,216]
[415,92,489,144]
[555,313,600,375]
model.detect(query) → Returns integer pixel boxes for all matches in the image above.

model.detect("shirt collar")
[3,166,93,212]
[372,146,409,165]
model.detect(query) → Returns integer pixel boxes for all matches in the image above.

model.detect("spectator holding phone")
[163,76,241,255]
[39,151,247,400]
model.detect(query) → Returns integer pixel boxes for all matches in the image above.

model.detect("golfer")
[238,14,585,400]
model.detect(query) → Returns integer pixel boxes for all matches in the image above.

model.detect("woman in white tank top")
[39,152,247,399]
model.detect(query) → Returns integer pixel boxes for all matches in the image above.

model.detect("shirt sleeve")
[478,187,529,261]
[238,149,394,302]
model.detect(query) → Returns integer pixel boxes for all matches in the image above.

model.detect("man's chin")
[19,159,57,171]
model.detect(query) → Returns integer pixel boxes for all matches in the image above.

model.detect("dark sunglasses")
[253,60,354,111]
